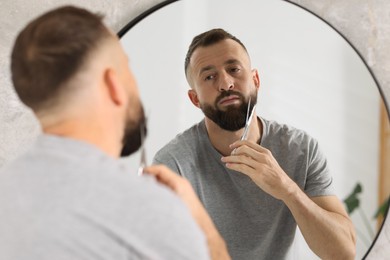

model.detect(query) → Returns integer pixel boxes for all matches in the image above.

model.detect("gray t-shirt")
[0,134,209,260]
[153,117,334,260]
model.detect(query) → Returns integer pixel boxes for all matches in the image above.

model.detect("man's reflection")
[153,28,356,260]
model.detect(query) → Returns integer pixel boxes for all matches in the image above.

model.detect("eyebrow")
[198,59,241,77]
[225,59,241,65]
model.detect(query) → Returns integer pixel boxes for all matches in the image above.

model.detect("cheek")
[127,82,141,108]
[125,68,139,93]
[197,92,216,106]
[240,78,256,92]
[124,84,137,109]
[197,86,217,99]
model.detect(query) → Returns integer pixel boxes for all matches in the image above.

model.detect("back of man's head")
[11,6,111,113]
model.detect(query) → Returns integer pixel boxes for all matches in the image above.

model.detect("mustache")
[215,90,245,104]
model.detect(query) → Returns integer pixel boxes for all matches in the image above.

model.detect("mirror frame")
[117,0,390,257]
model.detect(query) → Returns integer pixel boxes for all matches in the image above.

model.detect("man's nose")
[218,74,234,92]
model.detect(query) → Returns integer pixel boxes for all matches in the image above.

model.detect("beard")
[120,101,147,157]
[200,90,257,131]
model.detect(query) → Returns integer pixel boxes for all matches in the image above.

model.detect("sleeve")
[152,149,182,176]
[304,138,335,197]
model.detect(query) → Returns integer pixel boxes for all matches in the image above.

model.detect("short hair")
[184,28,248,76]
[11,6,111,111]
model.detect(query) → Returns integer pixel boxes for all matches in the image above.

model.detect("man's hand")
[143,165,206,221]
[222,140,298,200]
[143,165,231,260]
[222,140,355,259]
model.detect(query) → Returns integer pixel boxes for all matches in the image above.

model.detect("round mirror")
[119,0,388,258]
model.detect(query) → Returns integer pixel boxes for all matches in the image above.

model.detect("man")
[0,7,230,260]
[153,28,356,259]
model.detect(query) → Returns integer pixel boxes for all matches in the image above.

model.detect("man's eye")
[230,68,240,73]
[205,75,215,81]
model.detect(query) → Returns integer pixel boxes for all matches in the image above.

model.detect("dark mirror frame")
[116,0,390,258]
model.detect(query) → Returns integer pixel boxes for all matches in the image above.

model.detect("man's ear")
[104,68,125,106]
[188,89,201,108]
[252,68,260,90]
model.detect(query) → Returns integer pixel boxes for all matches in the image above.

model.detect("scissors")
[137,120,147,176]
[240,98,256,141]
[231,98,256,155]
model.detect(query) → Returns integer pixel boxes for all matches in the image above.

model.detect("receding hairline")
[185,38,251,87]
[184,28,248,74]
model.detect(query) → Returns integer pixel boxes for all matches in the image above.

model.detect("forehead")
[190,39,250,71]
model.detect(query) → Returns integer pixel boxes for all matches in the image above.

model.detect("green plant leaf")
[343,183,362,214]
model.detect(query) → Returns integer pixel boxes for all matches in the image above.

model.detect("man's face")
[113,42,147,157]
[187,39,260,131]
[121,98,146,157]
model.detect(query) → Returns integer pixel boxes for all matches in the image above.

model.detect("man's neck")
[204,116,262,156]
[42,119,122,158]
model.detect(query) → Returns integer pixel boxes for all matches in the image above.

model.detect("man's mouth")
[218,95,241,106]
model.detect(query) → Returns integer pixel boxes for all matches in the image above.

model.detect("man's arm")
[283,191,355,259]
[222,140,356,260]
[144,165,231,260]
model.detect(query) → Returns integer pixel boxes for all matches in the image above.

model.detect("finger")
[224,161,258,177]
[231,141,273,161]
[221,154,259,170]
[227,145,270,166]
[230,140,268,153]
[143,164,178,178]
[230,145,259,160]
[143,165,180,190]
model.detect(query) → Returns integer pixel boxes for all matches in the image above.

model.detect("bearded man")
[0,7,230,260]
[153,28,356,260]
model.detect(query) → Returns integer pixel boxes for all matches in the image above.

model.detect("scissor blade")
[240,104,256,141]
[137,147,146,176]
[245,98,251,123]
[137,119,147,176]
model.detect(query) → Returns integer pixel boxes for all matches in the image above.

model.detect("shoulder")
[262,118,312,140]
[261,118,317,148]
[0,147,209,259]
[260,118,323,165]
[153,121,205,164]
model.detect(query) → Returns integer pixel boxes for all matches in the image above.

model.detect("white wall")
[121,0,381,258]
